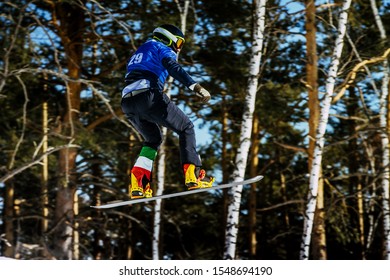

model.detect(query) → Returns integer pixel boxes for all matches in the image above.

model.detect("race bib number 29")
[129,53,143,65]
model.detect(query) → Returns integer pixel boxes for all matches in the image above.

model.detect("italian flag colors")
[131,146,157,182]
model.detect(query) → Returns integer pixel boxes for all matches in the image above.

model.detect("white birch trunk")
[152,127,166,260]
[152,0,190,260]
[370,0,390,259]
[300,0,352,260]
[363,140,377,256]
[223,0,267,260]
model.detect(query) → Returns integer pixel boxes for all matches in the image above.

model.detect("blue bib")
[126,39,177,85]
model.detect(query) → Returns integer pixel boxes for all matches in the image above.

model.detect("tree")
[304,0,326,260]
[370,0,390,260]
[300,0,352,260]
[48,0,86,259]
[153,0,192,260]
[1,0,389,260]
[224,0,267,260]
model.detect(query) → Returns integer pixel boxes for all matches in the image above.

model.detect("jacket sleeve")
[162,57,196,89]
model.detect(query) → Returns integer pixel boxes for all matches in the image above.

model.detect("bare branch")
[274,141,306,153]
[8,76,29,170]
[257,199,305,212]
[333,48,390,103]
[0,144,80,184]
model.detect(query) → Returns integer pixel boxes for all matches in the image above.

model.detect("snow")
[0,256,14,260]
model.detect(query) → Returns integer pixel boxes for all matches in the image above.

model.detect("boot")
[183,163,215,190]
[129,168,153,199]
[129,146,157,199]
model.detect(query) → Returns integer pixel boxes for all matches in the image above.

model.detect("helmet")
[153,24,185,52]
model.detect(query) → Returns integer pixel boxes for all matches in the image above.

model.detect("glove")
[193,83,211,103]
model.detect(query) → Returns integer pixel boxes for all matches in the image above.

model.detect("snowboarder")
[121,24,215,199]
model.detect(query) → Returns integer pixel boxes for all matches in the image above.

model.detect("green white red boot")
[183,163,215,190]
[129,146,157,199]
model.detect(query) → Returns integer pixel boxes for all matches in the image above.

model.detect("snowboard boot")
[129,168,153,199]
[129,146,157,199]
[183,163,215,190]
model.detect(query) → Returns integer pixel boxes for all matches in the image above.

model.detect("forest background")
[0,0,389,260]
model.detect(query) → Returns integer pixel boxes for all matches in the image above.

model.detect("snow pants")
[121,88,202,166]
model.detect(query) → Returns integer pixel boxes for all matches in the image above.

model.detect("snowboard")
[91,175,263,209]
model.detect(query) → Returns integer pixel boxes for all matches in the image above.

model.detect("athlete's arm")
[161,57,196,89]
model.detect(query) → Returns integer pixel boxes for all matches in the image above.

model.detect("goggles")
[153,27,185,49]
[174,36,185,49]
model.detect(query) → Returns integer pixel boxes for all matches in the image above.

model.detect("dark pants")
[121,88,201,166]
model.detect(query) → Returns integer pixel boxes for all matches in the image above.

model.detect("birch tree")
[152,0,191,260]
[223,0,267,260]
[300,0,352,260]
[370,0,390,260]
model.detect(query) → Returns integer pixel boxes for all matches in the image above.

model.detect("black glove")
[193,83,211,103]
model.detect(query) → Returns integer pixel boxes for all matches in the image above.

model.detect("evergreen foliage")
[0,0,389,259]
